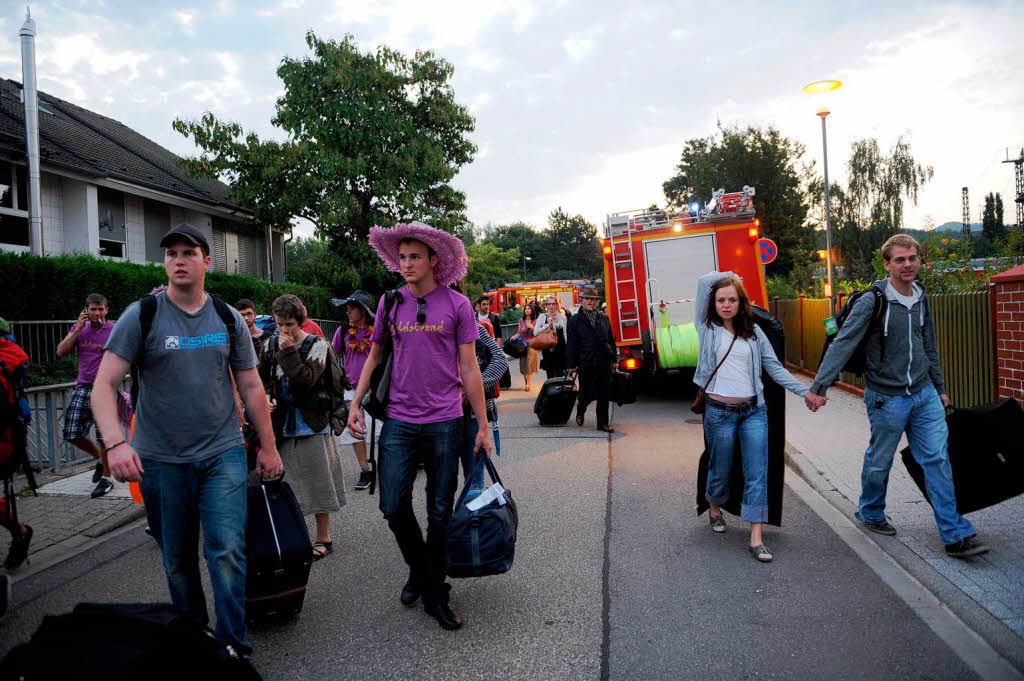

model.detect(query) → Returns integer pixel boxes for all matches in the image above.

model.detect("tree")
[830,135,933,280]
[996,193,1005,233]
[982,192,998,241]
[663,123,813,275]
[173,31,476,255]
[464,243,521,294]
[539,208,603,279]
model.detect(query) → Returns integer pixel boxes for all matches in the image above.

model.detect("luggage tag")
[466,482,507,511]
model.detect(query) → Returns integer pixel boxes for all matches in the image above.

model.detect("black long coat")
[566,312,616,371]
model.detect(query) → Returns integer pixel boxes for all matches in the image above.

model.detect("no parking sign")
[758,238,778,265]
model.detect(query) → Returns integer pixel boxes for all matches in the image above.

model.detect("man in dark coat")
[566,287,616,433]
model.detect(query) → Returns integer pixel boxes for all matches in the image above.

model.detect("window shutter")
[211,228,227,271]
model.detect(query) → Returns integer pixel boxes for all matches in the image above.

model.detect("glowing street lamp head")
[803,80,842,94]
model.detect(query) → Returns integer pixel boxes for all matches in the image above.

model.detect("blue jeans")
[459,417,486,491]
[378,417,462,596]
[704,402,769,523]
[861,384,975,545]
[139,445,249,654]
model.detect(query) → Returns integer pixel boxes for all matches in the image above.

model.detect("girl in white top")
[534,296,568,379]
[697,273,812,563]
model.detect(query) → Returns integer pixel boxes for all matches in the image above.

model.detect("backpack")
[0,339,36,523]
[253,315,277,336]
[820,283,887,377]
[362,290,401,422]
[263,334,350,436]
[130,293,237,411]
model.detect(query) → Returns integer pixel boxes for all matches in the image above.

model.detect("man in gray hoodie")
[809,234,988,558]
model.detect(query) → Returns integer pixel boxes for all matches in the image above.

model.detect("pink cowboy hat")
[368,221,469,286]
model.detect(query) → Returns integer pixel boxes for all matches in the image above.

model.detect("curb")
[82,505,147,538]
[785,440,1024,674]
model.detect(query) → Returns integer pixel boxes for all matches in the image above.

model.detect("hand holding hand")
[804,393,827,412]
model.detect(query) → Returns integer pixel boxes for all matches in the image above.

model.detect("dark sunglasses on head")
[416,297,427,324]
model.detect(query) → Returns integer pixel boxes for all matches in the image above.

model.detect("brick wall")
[992,264,1024,406]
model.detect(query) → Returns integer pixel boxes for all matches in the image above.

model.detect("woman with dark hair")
[694,272,812,562]
[511,301,541,391]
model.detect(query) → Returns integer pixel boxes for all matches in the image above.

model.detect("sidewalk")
[3,466,144,577]
[783,375,1024,641]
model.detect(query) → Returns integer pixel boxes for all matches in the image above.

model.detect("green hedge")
[2,251,344,320]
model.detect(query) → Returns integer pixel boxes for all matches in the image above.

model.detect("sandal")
[5,524,33,570]
[312,541,333,561]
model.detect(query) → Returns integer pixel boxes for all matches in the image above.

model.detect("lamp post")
[803,79,842,314]
[522,255,532,280]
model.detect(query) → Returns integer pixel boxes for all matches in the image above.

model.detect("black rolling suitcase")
[901,397,1024,514]
[246,476,312,621]
[534,372,578,425]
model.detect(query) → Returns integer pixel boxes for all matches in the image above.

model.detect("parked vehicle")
[487,280,592,315]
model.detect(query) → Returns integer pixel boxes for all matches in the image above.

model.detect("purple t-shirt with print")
[370,285,477,424]
[71,321,115,387]
[333,325,373,386]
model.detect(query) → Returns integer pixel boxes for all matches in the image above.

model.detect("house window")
[97,187,127,259]
[0,162,30,249]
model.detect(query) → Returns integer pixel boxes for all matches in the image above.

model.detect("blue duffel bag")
[445,456,519,578]
[502,337,528,359]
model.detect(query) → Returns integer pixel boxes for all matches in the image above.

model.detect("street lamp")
[522,255,532,280]
[803,79,842,313]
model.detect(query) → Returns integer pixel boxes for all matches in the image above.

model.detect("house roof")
[0,78,250,215]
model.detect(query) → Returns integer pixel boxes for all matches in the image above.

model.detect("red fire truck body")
[487,280,591,314]
[602,187,769,375]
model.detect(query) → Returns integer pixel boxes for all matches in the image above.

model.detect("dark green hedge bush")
[2,251,344,320]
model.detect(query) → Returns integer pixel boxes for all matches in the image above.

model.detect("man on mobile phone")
[56,294,117,497]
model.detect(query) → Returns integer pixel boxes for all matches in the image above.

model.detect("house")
[0,77,287,281]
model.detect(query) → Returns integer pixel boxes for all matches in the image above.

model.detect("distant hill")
[934,221,983,233]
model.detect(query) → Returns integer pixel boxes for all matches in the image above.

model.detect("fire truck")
[602,187,770,376]
[487,279,592,314]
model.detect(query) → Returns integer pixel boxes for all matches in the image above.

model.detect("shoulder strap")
[209,294,237,336]
[138,295,158,357]
[703,332,738,391]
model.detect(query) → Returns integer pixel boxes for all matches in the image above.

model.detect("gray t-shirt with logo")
[105,292,257,463]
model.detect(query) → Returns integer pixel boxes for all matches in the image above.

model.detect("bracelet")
[106,440,127,452]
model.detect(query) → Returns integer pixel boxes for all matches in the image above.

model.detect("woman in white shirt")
[534,296,568,379]
[694,272,812,563]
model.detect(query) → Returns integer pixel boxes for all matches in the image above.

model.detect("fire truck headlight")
[603,245,612,256]
[748,226,758,241]
[672,223,682,233]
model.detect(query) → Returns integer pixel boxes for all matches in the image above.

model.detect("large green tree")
[662,123,813,275]
[173,31,476,291]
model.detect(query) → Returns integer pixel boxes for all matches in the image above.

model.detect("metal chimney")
[20,6,43,255]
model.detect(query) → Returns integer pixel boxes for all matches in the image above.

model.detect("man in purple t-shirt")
[56,293,117,497]
[348,222,491,631]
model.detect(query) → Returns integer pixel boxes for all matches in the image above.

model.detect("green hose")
[655,322,699,369]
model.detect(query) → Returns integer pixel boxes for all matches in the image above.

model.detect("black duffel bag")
[502,337,528,358]
[445,456,518,578]
[0,603,261,680]
[611,369,637,406]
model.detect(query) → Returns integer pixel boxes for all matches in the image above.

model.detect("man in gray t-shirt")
[92,223,282,657]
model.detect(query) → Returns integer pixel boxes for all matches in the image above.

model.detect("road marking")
[786,468,1024,681]
[599,436,613,681]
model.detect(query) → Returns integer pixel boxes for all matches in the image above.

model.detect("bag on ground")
[245,476,312,621]
[534,373,578,425]
[0,602,261,680]
[611,369,637,406]
[446,456,518,578]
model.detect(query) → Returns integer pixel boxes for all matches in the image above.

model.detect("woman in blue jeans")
[695,272,816,562]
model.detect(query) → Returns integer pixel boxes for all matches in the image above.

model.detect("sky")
[1,0,1022,241]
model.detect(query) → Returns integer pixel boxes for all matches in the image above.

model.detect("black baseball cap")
[160,223,210,254]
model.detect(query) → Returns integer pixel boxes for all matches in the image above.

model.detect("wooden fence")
[771,291,993,407]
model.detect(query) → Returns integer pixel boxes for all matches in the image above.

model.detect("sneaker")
[750,544,773,562]
[354,470,373,491]
[709,513,726,533]
[92,460,103,483]
[945,535,990,559]
[855,512,897,536]
[91,478,114,498]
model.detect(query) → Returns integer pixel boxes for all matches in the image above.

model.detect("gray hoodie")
[810,278,946,397]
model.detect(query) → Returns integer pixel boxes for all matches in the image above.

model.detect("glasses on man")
[891,255,920,265]
[416,298,427,324]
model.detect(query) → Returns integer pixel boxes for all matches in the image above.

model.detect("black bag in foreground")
[611,369,637,406]
[363,289,400,421]
[246,476,312,621]
[0,603,260,681]
[901,397,1024,515]
[534,372,578,425]
[446,456,518,578]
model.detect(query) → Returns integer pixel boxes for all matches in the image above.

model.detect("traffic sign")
[758,238,778,265]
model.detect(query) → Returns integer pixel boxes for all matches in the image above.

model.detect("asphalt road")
[0,379,980,680]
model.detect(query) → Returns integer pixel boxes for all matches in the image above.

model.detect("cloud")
[173,10,196,36]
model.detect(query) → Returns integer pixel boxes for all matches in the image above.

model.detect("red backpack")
[0,338,30,478]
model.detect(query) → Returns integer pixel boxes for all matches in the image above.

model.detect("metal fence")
[771,291,993,407]
[10,320,75,366]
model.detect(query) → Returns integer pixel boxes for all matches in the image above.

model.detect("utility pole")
[1003,148,1024,231]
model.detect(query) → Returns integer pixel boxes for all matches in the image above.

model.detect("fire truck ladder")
[608,216,641,343]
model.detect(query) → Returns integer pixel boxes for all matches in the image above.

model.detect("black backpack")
[819,283,887,377]
[362,290,400,422]
[130,293,237,411]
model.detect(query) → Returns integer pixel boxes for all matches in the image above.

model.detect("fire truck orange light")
[603,245,612,255]
[754,218,760,228]
[672,223,682,232]
[748,227,758,241]
[624,358,638,369]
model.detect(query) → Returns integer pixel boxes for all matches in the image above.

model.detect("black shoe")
[400,578,421,607]
[4,524,32,570]
[91,478,114,498]
[597,425,615,433]
[575,409,585,427]
[855,512,896,536]
[92,460,103,483]
[945,535,990,559]
[0,574,9,618]
[354,470,373,491]
[424,589,462,630]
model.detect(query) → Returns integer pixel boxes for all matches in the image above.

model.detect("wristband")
[106,440,127,452]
